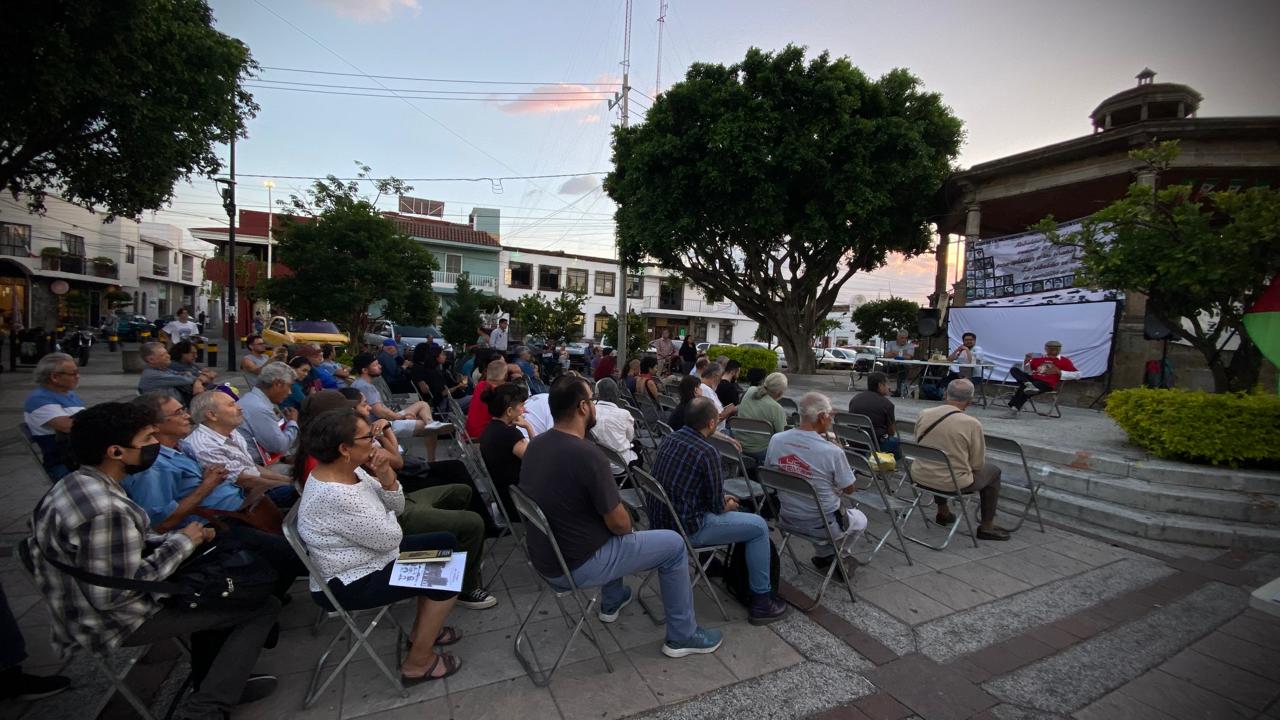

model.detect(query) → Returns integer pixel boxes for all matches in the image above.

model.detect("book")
[397,549,453,564]
[389,552,467,592]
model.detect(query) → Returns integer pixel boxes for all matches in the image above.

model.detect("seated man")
[236,361,300,463]
[1003,340,1078,417]
[182,390,295,507]
[239,335,272,379]
[592,347,618,381]
[883,330,917,397]
[696,362,737,431]
[317,343,351,380]
[846,371,901,458]
[350,352,444,461]
[914,379,1009,540]
[520,375,723,658]
[24,353,85,480]
[765,392,869,578]
[651,398,788,624]
[515,347,548,395]
[138,341,213,402]
[29,402,279,718]
[295,343,343,391]
[591,380,637,468]
[376,339,413,394]
[943,332,984,387]
[126,392,304,599]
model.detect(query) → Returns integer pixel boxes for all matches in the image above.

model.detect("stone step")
[1002,442,1280,495]
[1000,482,1280,551]
[987,452,1280,526]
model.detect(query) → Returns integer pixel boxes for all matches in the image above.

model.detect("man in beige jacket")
[909,379,1009,541]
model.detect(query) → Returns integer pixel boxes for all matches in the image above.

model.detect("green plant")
[39,246,62,257]
[709,344,777,374]
[1105,387,1280,467]
[92,256,116,266]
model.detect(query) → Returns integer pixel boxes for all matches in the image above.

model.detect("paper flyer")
[389,551,467,592]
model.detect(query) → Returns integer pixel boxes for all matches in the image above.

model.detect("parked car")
[363,319,400,350]
[397,325,451,356]
[262,316,349,349]
[112,312,153,341]
[737,341,789,370]
[814,348,856,370]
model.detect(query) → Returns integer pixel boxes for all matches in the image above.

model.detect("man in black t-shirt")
[846,371,901,458]
[519,376,724,659]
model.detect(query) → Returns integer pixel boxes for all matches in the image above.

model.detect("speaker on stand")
[916,308,942,356]
[1144,309,1175,388]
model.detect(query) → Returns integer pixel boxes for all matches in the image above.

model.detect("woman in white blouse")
[296,410,462,684]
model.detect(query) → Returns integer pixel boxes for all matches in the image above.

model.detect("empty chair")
[843,450,914,566]
[983,434,1046,533]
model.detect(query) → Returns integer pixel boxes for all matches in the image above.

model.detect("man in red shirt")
[1004,340,1077,417]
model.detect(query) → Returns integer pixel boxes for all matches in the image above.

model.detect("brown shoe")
[935,512,957,526]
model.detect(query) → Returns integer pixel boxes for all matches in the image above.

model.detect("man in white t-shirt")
[695,362,736,428]
[883,330,917,398]
[765,392,867,577]
[161,308,201,345]
[945,331,985,386]
[489,318,510,352]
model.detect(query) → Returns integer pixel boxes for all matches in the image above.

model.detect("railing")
[41,255,86,275]
[152,263,169,277]
[436,271,497,290]
[92,263,119,279]
[0,244,27,258]
[181,269,194,282]
[639,296,742,316]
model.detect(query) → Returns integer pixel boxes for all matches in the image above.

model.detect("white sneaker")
[458,589,498,610]
[1000,407,1020,419]
[1022,382,1041,396]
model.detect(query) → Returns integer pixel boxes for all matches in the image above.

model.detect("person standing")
[161,308,201,346]
[489,318,510,353]
[678,335,697,374]
[655,329,676,376]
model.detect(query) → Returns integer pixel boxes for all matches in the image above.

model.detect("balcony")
[152,262,169,277]
[639,296,742,316]
[181,269,194,282]
[41,254,85,275]
[436,271,497,291]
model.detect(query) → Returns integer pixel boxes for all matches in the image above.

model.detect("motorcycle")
[58,326,94,366]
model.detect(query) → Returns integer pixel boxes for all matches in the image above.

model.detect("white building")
[0,194,141,330]
[137,222,212,320]
[497,246,759,344]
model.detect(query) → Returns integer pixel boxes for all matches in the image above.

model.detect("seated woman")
[413,344,471,416]
[478,384,533,520]
[167,340,209,379]
[280,356,311,411]
[295,410,464,683]
[666,375,703,431]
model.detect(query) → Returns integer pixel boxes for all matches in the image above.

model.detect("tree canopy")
[850,297,921,344]
[441,274,501,349]
[512,291,587,344]
[605,45,962,372]
[263,166,438,351]
[0,0,257,216]
[1038,142,1280,393]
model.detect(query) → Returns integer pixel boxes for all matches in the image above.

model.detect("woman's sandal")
[405,626,463,651]
[400,652,462,686]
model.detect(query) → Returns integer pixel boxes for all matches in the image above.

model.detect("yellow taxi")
[261,316,350,349]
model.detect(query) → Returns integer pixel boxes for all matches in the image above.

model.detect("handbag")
[193,495,284,536]
[42,538,278,611]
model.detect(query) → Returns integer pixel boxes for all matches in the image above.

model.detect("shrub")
[709,344,777,375]
[1105,388,1280,467]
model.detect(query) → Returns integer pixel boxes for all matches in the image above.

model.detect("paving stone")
[1027,625,1077,651]
[866,654,997,720]
[968,636,1056,677]
[714,623,805,680]
[1042,538,1133,567]
[939,561,1033,599]
[808,704,873,720]
[916,557,1173,662]
[1191,630,1280,682]
[629,643,738,705]
[853,691,914,719]
[439,620,539,693]
[984,582,1247,714]
[625,660,875,720]
[1158,647,1280,710]
[338,653,446,719]
[1074,689,1177,720]
[988,705,1071,720]
[857,582,954,625]
[1216,611,1280,651]
[979,546,1093,586]
[549,651,660,720]
[236,662,345,719]
[900,570,997,611]
[1117,668,1252,719]
[785,569,918,656]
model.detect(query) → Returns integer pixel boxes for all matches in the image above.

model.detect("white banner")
[965,221,1117,306]
[948,302,1118,381]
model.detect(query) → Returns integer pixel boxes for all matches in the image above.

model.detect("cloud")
[314,0,420,23]
[557,175,601,195]
[579,113,602,125]
[497,75,621,116]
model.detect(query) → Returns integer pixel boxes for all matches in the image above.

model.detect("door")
[262,316,289,347]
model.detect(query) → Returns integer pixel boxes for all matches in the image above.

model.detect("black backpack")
[721,538,780,608]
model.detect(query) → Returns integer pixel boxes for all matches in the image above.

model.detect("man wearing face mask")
[29,402,281,720]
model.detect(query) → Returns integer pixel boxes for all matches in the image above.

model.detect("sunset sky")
[151,0,1280,303]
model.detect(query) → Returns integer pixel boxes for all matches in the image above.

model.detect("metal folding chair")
[706,435,768,511]
[509,487,617,687]
[843,450,914,566]
[897,442,980,551]
[754,467,859,609]
[1027,380,1067,418]
[17,538,169,720]
[282,507,412,708]
[456,423,524,585]
[18,424,58,484]
[834,412,881,450]
[777,397,800,427]
[833,424,877,457]
[726,416,776,459]
[629,466,731,623]
[627,405,660,465]
[656,394,677,414]
[984,434,1046,533]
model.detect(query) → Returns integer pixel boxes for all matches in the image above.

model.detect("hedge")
[1105,387,1280,467]
[708,344,777,374]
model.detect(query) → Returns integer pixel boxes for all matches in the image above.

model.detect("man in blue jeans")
[519,375,723,658]
[650,398,789,625]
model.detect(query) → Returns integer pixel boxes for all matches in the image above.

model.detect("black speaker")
[1143,309,1174,341]
[917,308,942,338]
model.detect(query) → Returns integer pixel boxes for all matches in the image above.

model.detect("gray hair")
[749,371,788,401]
[797,391,833,424]
[133,391,178,424]
[715,355,730,366]
[188,390,223,426]
[257,361,295,388]
[595,378,620,403]
[945,378,975,403]
[700,361,723,380]
[34,352,75,384]
[141,341,167,362]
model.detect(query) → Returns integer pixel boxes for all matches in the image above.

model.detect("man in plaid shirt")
[29,402,280,719]
[650,398,787,625]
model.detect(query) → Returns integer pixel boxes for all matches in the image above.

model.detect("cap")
[1045,339,1063,347]
[382,338,397,346]
[299,390,359,428]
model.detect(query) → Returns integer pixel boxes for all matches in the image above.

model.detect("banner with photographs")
[964,220,1118,307]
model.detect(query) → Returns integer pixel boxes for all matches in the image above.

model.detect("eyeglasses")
[352,432,378,442]
[164,407,190,419]
[54,370,81,377]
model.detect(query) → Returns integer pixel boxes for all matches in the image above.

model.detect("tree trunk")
[775,320,817,375]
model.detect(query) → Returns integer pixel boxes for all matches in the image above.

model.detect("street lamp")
[263,180,275,280]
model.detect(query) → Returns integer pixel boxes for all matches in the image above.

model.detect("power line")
[259,65,624,87]
[230,171,609,182]
[244,84,610,103]
[252,78,612,96]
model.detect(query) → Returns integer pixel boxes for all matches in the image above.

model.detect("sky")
[152,0,1280,304]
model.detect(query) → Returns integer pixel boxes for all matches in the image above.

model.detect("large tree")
[605,45,962,373]
[0,0,257,216]
[263,167,438,351]
[512,291,587,343]
[1038,142,1280,393]
[851,297,921,344]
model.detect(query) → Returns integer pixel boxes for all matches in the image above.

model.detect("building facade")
[137,222,210,320]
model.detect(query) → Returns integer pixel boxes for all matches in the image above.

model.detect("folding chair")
[629,466,731,623]
[843,451,913,566]
[656,394,677,414]
[18,424,57,484]
[833,424,877,457]
[754,467,858,609]
[283,507,411,708]
[1027,380,1068,418]
[455,423,524,584]
[777,397,800,427]
[726,416,775,457]
[509,487,616,686]
[626,405,660,466]
[706,435,768,512]
[834,413,880,452]
[984,434,1046,533]
[17,538,166,720]
[897,442,980,551]
[652,420,675,438]
[592,442,644,514]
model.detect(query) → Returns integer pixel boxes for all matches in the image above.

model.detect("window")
[659,279,683,310]
[60,232,85,256]
[594,271,616,296]
[508,261,532,289]
[719,322,734,344]
[445,253,462,275]
[626,275,643,299]
[565,268,588,293]
[538,265,561,291]
[125,245,135,264]
[594,313,610,338]
[270,318,287,333]
[0,223,30,257]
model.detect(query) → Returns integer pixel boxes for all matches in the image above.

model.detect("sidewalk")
[0,364,1276,719]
